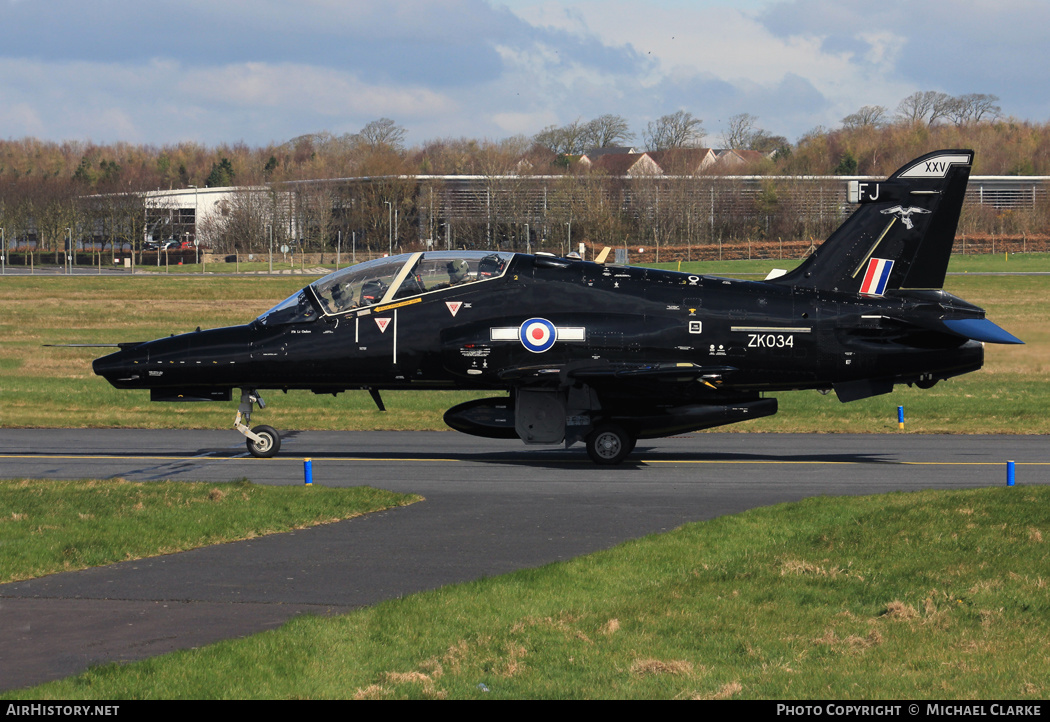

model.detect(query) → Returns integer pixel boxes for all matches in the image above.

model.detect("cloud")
[0,0,648,144]
[0,0,1046,147]
[0,0,535,88]
[503,1,856,141]
[181,63,456,119]
[506,0,1050,140]
[758,0,1050,119]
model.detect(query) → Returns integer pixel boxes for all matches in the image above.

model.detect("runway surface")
[1,429,1047,691]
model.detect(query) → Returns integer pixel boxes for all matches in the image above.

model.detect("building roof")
[646,148,716,174]
[583,145,639,158]
[588,152,662,176]
[714,149,775,167]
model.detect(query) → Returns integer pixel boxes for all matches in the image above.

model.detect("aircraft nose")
[93,343,148,388]
[93,325,255,390]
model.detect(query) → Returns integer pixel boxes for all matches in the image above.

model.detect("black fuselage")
[94,254,983,406]
[91,150,1020,463]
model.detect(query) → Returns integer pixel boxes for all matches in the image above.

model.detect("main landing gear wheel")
[586,423,635,466]
[247,424,281,458]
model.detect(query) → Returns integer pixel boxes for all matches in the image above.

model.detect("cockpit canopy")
[255,251,514,327]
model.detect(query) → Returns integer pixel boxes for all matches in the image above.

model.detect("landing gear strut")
[234,389,281,458]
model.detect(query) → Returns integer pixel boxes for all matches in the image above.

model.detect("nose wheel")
[246,424,281,458]
[234,389,282,458]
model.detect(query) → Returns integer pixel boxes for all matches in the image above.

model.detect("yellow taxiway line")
[1,454,1048,466]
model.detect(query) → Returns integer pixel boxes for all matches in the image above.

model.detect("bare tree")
[895,91,953,125]
[581,114,635,149]
[748,130,790,155]
[532,125,567,154]
[719,113,789,155]
[944,93,1002,125]
[197,188,272,255]
[298,183,338,259]
[532,119,588,155]
[721,113,758,149]
[644,111,705,151]
[84,189,149,260]
[841,105,887,129]
[356,118,407,152]
[32,179,78,259]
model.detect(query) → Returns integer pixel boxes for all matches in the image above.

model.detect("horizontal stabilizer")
[942,318,1024,345]
[876,312,1024,345]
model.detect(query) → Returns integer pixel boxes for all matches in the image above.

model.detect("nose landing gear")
[234,389,282,458]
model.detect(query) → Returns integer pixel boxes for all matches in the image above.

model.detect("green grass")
[132,261,338,275]
[7,486,1049,699]
[0,256,1045,434]
[644,251,1050,276]
[0,478,420,584]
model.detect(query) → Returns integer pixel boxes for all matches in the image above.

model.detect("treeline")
[3,94,1050,260]
[3,94,1050,190]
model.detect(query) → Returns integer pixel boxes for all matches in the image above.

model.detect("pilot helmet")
[447,259,469,283]
[478,253,505,278]
[360,278,386,304]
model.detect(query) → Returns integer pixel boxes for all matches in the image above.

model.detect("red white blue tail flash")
[860,258,894,296]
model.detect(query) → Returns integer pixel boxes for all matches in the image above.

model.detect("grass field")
[5,485,1048,699]
[649,250,1050,276]
[0,479,419,584]
[0,254,1045,434]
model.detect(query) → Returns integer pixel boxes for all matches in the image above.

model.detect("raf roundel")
[519,318,557,353]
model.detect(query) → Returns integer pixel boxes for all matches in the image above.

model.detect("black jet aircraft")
[94,149,1021,464]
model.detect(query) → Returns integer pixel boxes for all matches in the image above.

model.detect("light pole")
[188,185,198,261]
[66,228,72,274]
[386,201,394,258]
[266,224,273,274]
[1,228,5,275]
[384,201,392,256]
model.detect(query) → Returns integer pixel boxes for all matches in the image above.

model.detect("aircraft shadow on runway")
[178,445,900,470]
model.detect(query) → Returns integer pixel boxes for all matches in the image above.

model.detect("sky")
[0,0,1047,149]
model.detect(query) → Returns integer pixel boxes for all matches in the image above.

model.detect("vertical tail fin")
[770,149,973,294]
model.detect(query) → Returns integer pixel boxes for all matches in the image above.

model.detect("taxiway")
[1,429,1045,690]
